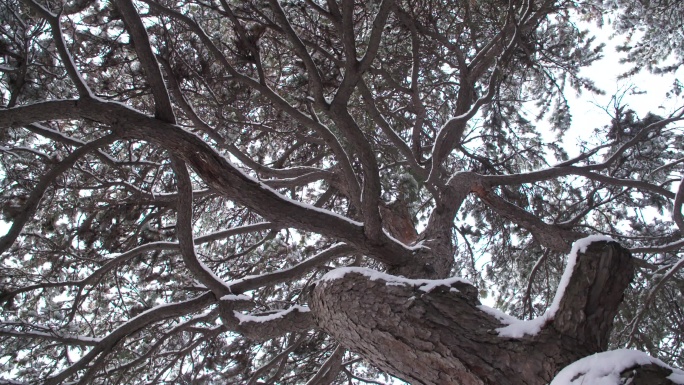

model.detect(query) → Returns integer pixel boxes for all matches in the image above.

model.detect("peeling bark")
[311,241,640,384]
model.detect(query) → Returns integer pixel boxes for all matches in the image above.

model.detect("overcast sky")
[560,20,683,157]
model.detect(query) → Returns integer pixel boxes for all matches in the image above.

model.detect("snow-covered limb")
[233,305,310,325]
[173,159,232,297]
[311,239,636,385]
[495,235,615,338]
[550,349,684,385]
[221,304,313,342]
[319,266,472,291]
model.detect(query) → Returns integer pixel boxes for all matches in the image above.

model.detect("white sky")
[560,21,683,156]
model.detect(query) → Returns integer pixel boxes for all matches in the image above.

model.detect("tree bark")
[311,241,640,384]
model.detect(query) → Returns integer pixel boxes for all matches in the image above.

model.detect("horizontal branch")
[0,328,101,347]
[227,243,353,294]
[0,99,416,268]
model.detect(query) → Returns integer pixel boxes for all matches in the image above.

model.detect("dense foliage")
[0,0,682,383]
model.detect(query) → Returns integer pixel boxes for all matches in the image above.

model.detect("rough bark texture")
[311,241,641,385]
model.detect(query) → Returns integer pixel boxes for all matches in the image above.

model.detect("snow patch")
[550,349,684,385]
[381,231,431,251]
[220,294,251,301]
[477,305,522,325]
[495,235,614,338]
[319,266,472,292]
[233,305,310,324]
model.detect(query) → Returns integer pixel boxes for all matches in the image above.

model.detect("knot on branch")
[553,241,634,352]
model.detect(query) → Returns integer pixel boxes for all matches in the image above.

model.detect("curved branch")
[472,185,583,251]
[45,292,215,385]
[227,243,353,294]
[115,0,175,123]
[172,158,231,296]
[0,133,119,255]
[0,99,416,268]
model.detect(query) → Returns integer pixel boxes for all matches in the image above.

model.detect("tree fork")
[311,241,643,384]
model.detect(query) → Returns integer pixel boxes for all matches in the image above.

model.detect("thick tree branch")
[312,241,635,385]
[115,0,175,123]
[0,100,417,268]
[172,158,231,296]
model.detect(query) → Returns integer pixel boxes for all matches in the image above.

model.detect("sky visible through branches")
[2,0,684,383]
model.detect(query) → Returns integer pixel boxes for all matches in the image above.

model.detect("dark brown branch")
[172,158,231,296]
[472,185,583,251]
[115,0,175,123]
[227,243,353,294]
[0,100,416,269]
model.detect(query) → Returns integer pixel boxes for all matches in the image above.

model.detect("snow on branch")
[550,349,684,385]
[222,305,313,342]
[483,235,617,338]
[319,266,473,292]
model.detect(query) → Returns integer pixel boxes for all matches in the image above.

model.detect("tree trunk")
[310,241,637,384]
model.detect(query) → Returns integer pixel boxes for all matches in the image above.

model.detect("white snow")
[550,349,684,385]
[233,305,310,324]
[381,231,431,251]
[477,304,526,325]
[220,294,251,301]
[319,266,472,292]
[494,235,614,338]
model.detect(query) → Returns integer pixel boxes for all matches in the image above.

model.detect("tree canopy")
[0,0,683,383]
